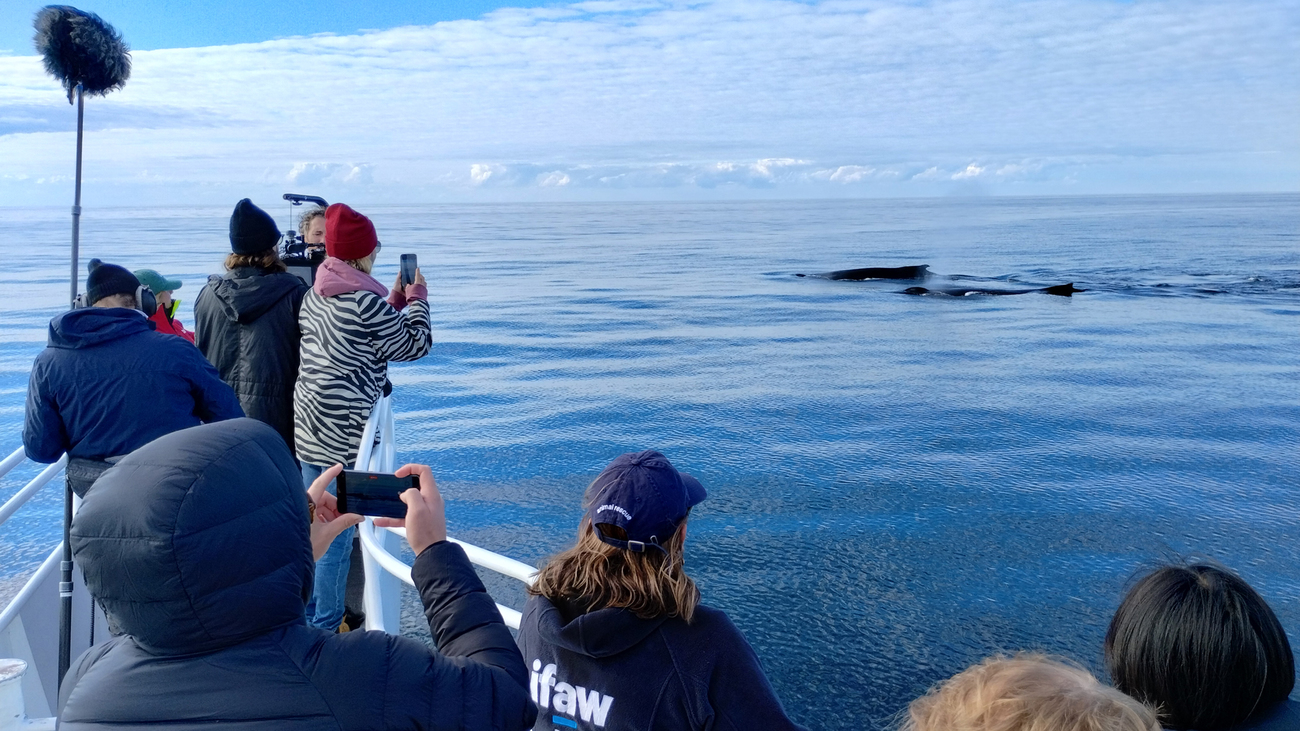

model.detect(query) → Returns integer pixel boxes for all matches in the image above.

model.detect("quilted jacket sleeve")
[23,355,68,463]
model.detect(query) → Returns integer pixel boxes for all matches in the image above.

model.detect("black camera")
[280,193,328,285]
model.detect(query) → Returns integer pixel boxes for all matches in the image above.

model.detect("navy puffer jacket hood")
[71,418,311,655]
[48,307,153,348]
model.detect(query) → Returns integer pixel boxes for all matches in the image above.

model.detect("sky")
[0,0,1297,205]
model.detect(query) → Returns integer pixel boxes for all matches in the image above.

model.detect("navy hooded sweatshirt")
[517,595,807,731]
[58,418,538,730]
[23,307,243,463]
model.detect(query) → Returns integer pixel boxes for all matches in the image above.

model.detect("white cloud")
[537,170,572,187]
[286,162,374,186]
[813,165,875,184]
[469,163,500,185]
[0,0,1295,204]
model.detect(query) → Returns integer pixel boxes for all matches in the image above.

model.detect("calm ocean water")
[2,195,1298,729]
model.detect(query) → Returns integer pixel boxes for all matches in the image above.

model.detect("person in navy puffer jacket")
[58,418,537,730]
[517,451,808,731]
[23,261,242,494]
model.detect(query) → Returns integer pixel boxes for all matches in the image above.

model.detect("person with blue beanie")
[23,260,243,494]
[517,450,808,731]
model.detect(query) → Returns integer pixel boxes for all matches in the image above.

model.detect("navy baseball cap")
[584,450,707,553]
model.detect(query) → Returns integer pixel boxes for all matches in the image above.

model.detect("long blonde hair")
[901,654,1160,731]
[529,516,699,623]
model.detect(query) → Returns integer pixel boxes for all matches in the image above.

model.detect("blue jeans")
[302,462,354,631]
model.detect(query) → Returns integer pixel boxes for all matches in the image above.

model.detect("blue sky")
[1,0,1296,205]
[0,0,552,52]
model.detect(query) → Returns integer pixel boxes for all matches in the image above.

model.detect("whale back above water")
[796,265,930,280]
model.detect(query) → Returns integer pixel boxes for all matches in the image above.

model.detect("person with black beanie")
[194,199,309,452]
[24,260,244,494]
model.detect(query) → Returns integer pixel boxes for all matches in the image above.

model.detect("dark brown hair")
[224,247,286,273]
[529,516,699,622]
[1105,562,1295,730]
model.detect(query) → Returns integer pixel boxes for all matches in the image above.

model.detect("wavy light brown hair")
[529,516,699,623]
[224,248,286,273]
[298,205,326,236]
[901,654,1160,731]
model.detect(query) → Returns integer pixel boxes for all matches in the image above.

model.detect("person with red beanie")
[294,203,432,631]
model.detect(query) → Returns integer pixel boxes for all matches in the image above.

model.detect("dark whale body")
[796,265,930,281]
[903,283,1083,297]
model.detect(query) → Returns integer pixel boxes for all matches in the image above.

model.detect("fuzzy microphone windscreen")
[33,5,131,103]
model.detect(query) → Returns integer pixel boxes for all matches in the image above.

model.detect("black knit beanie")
[229,199,281,255]
[86,260,141,305]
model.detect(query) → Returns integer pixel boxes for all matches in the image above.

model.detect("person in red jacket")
[135,268,195,343]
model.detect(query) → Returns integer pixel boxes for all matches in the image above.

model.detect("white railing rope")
[0,547,60,638]
[357,520,525,628]
[379,527,537,586]
[0,457,67,529]
[0,447,26,481]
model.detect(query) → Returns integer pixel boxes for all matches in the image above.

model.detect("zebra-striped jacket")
[294,259,431,467]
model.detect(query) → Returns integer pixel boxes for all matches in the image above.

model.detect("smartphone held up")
[400,254,418,287]
[337,469,418,519]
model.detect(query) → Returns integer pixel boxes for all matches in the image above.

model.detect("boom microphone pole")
[32,4,130,689]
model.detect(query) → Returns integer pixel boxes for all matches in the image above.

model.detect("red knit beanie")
[325,203,378,260]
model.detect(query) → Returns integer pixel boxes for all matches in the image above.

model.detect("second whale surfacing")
[903,283,1084,297]
[795,264,1084,297]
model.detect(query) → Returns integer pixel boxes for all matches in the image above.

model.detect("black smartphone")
[336,470,418,519]
[400,253,418,287]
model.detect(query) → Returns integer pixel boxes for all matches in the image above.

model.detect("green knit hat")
[133,269,182,295]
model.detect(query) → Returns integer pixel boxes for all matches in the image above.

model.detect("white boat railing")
[352,395,537,631]
[0,448,93,725]
[0,456,68,528]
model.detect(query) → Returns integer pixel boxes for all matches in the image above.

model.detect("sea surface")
[2,195,1298,729]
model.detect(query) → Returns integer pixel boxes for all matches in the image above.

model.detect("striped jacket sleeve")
[367,295,431,363]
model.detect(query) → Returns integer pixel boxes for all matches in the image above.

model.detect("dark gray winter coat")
[194,267,308,451]
[58,418,537,731]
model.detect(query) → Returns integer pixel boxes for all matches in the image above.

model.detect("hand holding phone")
[372,464,447,556]
[306,464,363,561]
[337,469,419,519]
[400,254,418,287]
